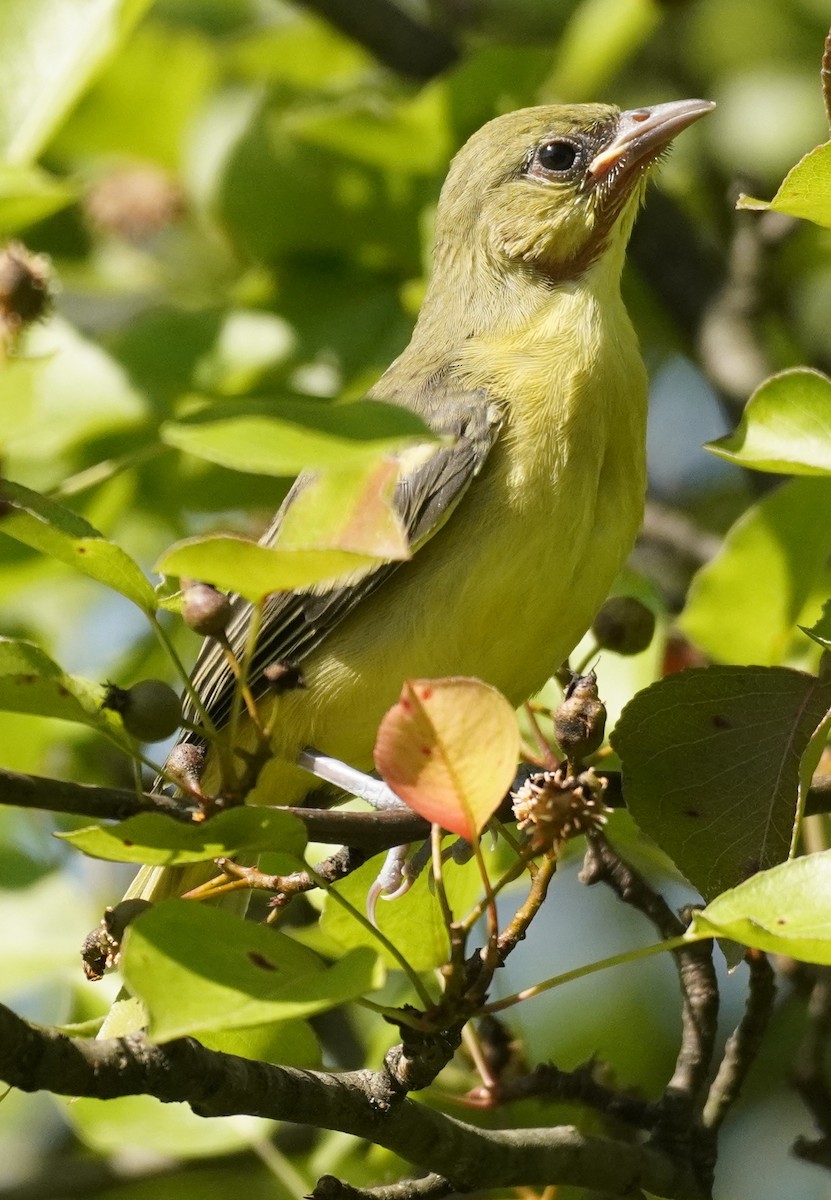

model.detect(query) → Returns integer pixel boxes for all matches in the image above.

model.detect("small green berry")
[103,679,182,743]
[592,596,656,656]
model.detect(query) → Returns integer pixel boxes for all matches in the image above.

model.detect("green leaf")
[56,807,307,867]
[678,477,831,664]
[51,21,216,169]
[156,534,380,603]
[0,479,156,612]
[161,398,433,477]
[737,142,831,229]
[0,636,122,735]
[0,0,152,166]
[0,164,76,233]
[321,851,484,973]
[70,1094,272,1158]
[122,901,384,1041]
[293,85,451,176]
[706,369,831,475]
[275,458,410,559]
[612,666,831,900]
[198,1017,321,1068]
[688,852,831,963]
[374,677,520,840]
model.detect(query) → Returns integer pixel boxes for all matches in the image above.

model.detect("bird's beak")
[588,98,715,181]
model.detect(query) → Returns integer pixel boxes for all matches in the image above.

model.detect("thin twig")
[792,967,831,1165]
[495,1060,659,1131]
[580,832,718,1186]
[703,949,776,1131]
[309,1173,457,1200]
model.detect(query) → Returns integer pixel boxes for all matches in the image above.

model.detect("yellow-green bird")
[131,98,713,904]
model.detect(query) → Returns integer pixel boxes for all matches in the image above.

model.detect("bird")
[128,98,714,906]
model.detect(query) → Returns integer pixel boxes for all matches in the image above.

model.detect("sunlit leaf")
[156,533,380,603]
[161,397,433,476]
[321,850,484,972]
[0,0,152,165]
[679,477,831,664]
[0,636,122,736]
[374,677,520,840]
[70,1094,272,1158]
[56,807,307,867]
[612,666,831,900]
[737,142,831,229]
[0,478,156,612]
[122,901,384,1041]
[688,852,831,962]
[275,458,410,559]
[706,368,831,475]
[0,165,76,233]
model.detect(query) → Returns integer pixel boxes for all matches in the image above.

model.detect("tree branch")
[703,949,776,1132]
[292,0,457,80]
[0,765,428,851]
[0,1001,697,1197]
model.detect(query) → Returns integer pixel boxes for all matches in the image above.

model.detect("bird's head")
[435,99,714,288]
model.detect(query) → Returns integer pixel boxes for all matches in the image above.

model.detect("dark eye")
[536,140,579,173]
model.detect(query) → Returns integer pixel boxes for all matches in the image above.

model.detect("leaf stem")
[312,869,435,1009]
[481,934,691,1014]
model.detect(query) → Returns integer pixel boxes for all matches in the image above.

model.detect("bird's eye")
[536,140,579,173]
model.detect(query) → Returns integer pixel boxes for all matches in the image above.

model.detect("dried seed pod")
[553,671,606,763]
[81,899,152,980]
[512,767,610,853]
[0,242,52,334]
[164,741,207,794]
[592,595,655,656]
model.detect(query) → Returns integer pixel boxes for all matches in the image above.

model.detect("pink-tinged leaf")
[374,677,520,840]
[276,457,410,560]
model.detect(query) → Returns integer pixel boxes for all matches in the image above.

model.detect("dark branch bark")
[0,765,428,851]
[580,833,719,1193]
[292,0,458,80]
[311,1171,455,1199]
[0,1001,698,1197]
[703,949,776,1131]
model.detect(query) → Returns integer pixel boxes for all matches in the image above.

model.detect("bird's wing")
[181,389,501,734]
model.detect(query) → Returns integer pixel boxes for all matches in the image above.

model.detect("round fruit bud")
[592,596,656,656]
[182,581,232,638]
[103,679,182,743]
[0,242,52,333]
[553,672,606,764]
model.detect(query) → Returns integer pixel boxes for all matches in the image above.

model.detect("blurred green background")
[2,1,831,1197]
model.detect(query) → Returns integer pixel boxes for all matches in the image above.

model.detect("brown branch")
[703,949,776,1132]
[292,0,457,80]
[0,1001,696,1197]
[580,832,718,1192]
[792,967,831,1166]
[496,1060,658,1131]
[0,765,428,850]
[310,1174,456,1200]
[9,761,831,832]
